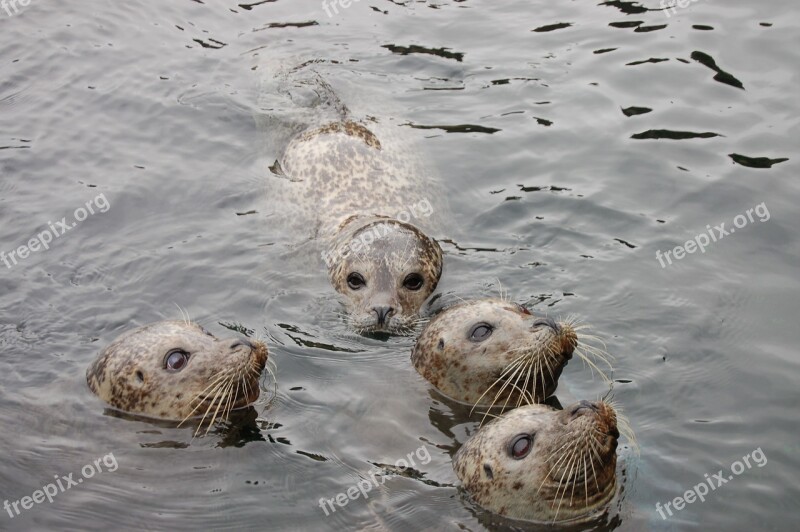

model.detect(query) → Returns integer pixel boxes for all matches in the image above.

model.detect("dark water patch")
[635,24,667,33]
[631,129,722,140]
[370,6,389,14]
[191,38,227,49]
[609,21,643,29]
[729,153,789,168]
[534,117,553,126]
[760,22,773,27]
[693,25,715,30]
[296,450,327,462]
[532,22,573,33]
[622,106,652,117]
[490,77,539,85]
[600,0,650,15]
[626,57,669,66]
[382,44,464,62]
[614,238,637,249]
[594,48,618,54]
[439,239,502,253]
[405,123,500,134]
[257,21,319,30]
[518,185,572,192]
[691,51,745,89]
[238,0,279,10]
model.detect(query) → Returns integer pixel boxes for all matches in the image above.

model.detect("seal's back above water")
[263,66,445,334]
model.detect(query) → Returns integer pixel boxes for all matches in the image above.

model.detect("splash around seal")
[86,321,269,430]
[454,400,622,523]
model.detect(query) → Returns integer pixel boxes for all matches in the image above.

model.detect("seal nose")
[570,400,599,418]
[231,338,255,350]
[532,317,561,334]
[373,306,395,326]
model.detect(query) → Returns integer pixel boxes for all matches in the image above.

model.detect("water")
[1,0,798,530]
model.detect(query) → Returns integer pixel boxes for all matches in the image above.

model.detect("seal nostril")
[570,400,598,417]
[532,317,560,334]
[373,306,394,326]
[231,339,255,350]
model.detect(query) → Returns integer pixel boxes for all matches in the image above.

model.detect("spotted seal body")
[86,321,268,425]
[278,116,444,334]
[412,299,580,408]
[454,400,620,523]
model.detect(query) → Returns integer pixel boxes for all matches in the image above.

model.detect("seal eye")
[469,322,494,342]
[165,350,189,372]
[347,273,366,290]
[509,434,533,460]
[403,273,424,291]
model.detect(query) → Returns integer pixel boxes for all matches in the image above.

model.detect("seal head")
[326,216,443,334]
[86,321,269,427]
[412,299,579,408]
[454,400,619,523]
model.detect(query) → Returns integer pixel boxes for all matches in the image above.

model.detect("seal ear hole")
[135,370,145,383]
[483,463,494,480]
[437,339,445,350]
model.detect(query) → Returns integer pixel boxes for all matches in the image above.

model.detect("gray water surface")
[1,0,798,530]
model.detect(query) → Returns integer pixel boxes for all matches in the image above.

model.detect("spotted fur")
[411,299,578,407]
[454,401,619,523]
[86,321,268,422]
[279,118,444,334]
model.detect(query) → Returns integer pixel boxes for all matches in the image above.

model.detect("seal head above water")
[325,215,443,334]
[454,400,622,523]
[412,299,598,409]
[86,321,269,429]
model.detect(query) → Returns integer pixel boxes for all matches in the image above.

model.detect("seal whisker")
[469,351,531,414]
[179,369,237,427]
[203,376,236,436]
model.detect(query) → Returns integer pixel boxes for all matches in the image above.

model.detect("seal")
[278,118,444,334]
[454,400,625,523]
[86,320,269,432]
[412,298,611,409]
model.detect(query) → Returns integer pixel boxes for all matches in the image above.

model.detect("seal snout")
[372,305,395,327]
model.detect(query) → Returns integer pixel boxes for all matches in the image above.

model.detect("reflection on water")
[0,0,798,530]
